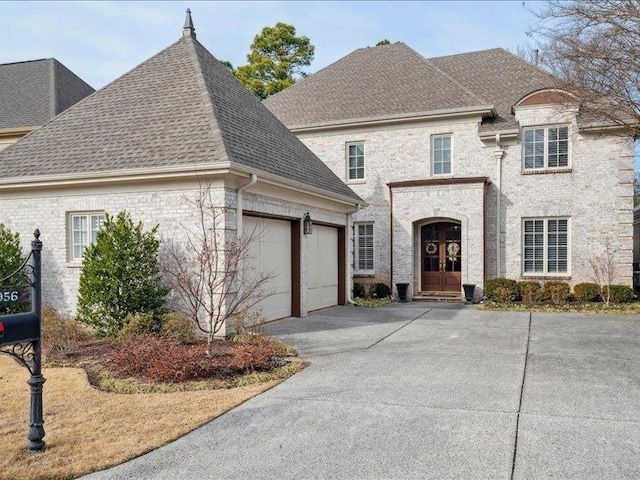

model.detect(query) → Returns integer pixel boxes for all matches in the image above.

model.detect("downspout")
[347,203,362,303]
[236,174,257,237]
[494,134,505,278]
[389,185,393,290]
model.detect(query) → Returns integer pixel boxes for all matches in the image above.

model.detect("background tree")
[228,22,314,99]
[0,223,27,314]
[161,183,275,357]
[376,39,391,46]
[77,212,168,337]
[528,1,640,136]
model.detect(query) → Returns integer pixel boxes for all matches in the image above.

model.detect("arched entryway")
[420,221,462,292]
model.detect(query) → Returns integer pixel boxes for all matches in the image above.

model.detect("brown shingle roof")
[430,48,557,133]
[0,36,361,203]
[0,58,94,129]
[265,45,559,133]
[264,43,492,128]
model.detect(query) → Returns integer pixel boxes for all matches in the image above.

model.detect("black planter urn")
[396,283,410,303]
[462,283,476,303]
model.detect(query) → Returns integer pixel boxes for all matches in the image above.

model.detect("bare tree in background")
[588,236,618,307]
[528,1,640,136]
[161,183,274,356]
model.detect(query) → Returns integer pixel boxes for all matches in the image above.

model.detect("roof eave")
[229,163,365,208]
[288,105,496,133]
[0,161,365,208]
[0,162,233,190]
[0,126,38,137]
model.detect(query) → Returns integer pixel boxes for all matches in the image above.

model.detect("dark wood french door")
[421,222,462,292]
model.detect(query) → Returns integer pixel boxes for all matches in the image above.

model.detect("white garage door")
[307,225,338,311]
[244,216,291,321]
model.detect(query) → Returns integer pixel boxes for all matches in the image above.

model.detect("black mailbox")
[0,312,40,348]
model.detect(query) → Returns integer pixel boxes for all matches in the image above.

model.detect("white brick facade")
[0,175,352,324]
[295,104,635,298]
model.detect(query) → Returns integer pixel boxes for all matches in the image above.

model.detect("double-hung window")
[347,142,365,181]
[354,223,374,273]
[432,135,452,175]
[70,212,105,261]
[523,218,569,275]
[523,126,569,170]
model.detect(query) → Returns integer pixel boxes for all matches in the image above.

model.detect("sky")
[0,1,543,90]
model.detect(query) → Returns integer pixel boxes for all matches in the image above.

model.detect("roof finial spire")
[183,8,196,39]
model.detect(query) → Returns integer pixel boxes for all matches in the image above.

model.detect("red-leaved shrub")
[107,335,287,383]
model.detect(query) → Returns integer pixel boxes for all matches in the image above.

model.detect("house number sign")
[0,289,29,303]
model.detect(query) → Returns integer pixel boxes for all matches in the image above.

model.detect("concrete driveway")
[84,304,640,479]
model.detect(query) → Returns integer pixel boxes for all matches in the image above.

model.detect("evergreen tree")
[77,212,168,337]
[0,223,27,314]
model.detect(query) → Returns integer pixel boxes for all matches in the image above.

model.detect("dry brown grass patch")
[0,355,287,480]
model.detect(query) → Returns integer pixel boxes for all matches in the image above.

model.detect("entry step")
[413,292,463,303]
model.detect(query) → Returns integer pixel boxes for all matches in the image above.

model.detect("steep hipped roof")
[263,42,492,128]
[0,34,361,202]
[0,58,95,129]
[430,48,557,133]
[265,45,558,133]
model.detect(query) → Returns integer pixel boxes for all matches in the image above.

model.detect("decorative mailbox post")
[0,230,45,452]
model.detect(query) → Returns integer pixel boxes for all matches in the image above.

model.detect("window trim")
[346,141,366,183]
[431,134,453,176]
[521,124,571,172]
[521,217,571,277]
[67,211,105,262]
[354,222,374,274]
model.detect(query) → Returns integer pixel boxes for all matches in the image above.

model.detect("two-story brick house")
[265,43,635,300]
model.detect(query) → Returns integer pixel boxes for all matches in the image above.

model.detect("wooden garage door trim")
[243,212,346,311]
[244,211,301,317]
[307,222,346,307]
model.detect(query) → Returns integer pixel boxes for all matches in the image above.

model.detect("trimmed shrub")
[353,282,366,299]
[160,312,196,341]
[371,282,392,298]
[77,211,169,337]
[574,283,601,302]
[518,281,542,305]
[484,278,519,303]
[606,285,636,304]
[118,312,160,341]
[542,281,571,304]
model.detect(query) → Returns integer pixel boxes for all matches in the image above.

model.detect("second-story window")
[347,142,365,181]
[523,126,569,170]
[432,135,452,175]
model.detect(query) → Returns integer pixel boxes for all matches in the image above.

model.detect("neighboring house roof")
[0,29,361,203]
[265,44,559,134]
[0,58,95,130]
[263,42,493,129]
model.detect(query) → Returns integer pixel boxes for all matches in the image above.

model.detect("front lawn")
[0,308,301,480]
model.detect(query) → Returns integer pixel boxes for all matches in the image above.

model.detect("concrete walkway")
[83,304,640,479]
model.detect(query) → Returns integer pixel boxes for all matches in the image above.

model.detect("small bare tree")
[587,236,618,307]
[161,182,275,356]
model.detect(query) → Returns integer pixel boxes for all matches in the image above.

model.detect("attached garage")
[244,215,292,321]
[307,224,339,311]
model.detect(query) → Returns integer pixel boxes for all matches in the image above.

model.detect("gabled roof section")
[0,35,361,202]
[264,42,492,129]
[0,58,94,130]
[430,48,557,133]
